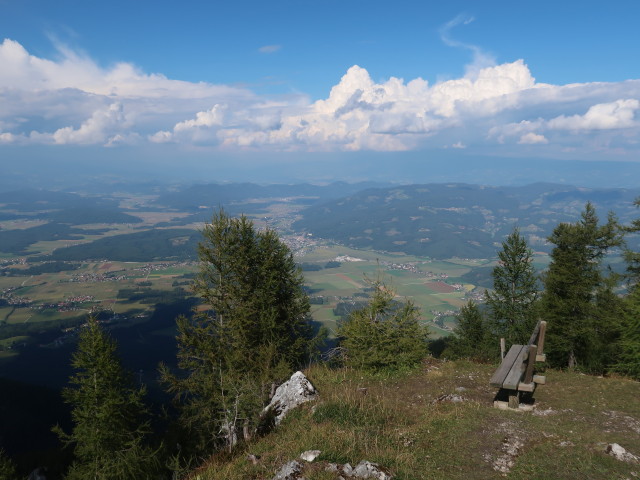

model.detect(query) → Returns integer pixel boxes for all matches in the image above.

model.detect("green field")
[297,244,485,338]
[0,241,486,348]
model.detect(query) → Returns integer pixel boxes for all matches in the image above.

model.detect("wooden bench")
[490,320,547,409]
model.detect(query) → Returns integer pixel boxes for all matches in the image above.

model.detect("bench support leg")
[508,392,519,409]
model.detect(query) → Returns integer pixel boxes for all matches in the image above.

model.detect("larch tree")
[54,317,157,480]
[337,277,429,371]
[161,210,316,454]
[540,202,623,371]
[485,228,539,346]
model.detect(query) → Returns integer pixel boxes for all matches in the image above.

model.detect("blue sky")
[1,0,640,185]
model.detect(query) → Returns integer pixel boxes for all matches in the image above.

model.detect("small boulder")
[432,393,465,404]
[28,468,47,480]
[263,371,318,425]
[300,450,321,462]
[272,460,304,480]
[353,460,392,479]
[606,443,639,463]
[325,463,339,473]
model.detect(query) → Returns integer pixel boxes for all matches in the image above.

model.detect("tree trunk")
[243,419,252,441]
[568,350,576,369]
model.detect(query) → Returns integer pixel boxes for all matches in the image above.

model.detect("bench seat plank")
[503,346,529,390]
[489,345,526,388]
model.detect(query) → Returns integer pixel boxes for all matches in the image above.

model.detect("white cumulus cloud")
[518,132,548,144]
[52,103,126,145]
[207,61,542,151]
[547,99,639,130]
[2,38,640,159]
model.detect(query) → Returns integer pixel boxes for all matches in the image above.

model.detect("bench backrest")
[527,320,547,357]
[490,320,547,389]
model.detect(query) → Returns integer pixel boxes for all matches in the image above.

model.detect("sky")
[1,0,640,186]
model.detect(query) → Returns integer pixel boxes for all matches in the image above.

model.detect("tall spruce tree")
[162,210,315,453]
[541,203,622,371]
[55,317,157,480]
[485,228,539,345]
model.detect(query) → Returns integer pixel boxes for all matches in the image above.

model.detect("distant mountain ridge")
[153,181,391,212]
[293,183,640,258]
[2,182,639,260]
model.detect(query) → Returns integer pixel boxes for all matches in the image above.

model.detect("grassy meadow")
[194,360,640,480]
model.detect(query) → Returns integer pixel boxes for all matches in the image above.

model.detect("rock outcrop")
[263,371,318,426]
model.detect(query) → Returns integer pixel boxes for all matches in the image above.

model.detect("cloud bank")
[1,38,639,159]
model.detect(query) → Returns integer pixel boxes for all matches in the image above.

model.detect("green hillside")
[294,183,640,258]
[40,228,200,262]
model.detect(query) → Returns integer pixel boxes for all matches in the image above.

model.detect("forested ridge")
[294,183,640,258]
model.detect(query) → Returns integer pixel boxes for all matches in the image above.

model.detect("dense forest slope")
[294,183,640,258]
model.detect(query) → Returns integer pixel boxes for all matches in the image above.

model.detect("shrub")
[337,279,429,371]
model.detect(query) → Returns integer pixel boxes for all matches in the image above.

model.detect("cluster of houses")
[39,295,95,312]
[0,286,31,306]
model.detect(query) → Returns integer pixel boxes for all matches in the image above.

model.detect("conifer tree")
[541,203,622,371]
[55,317,157,480]
[337,278,429,371]
[615,286,640,380]
[623,197,640,283]
[0,449,17,480]
[162,210,316,453]
[485,228,539,345]
[614,196,640,379]
[444,300,494,361]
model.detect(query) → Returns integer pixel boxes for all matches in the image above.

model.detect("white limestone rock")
[272,460,304,480]
[353,460,392,479]
[300,450,321,462]
[606,443,640,464]
[263,371,318,425]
